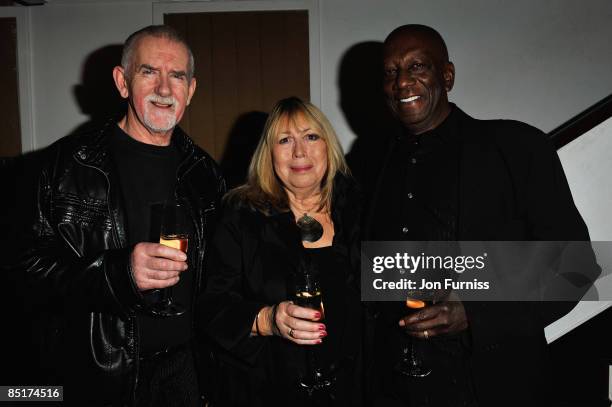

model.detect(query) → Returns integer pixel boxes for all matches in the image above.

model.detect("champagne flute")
[150,198,189,317]
[395,291,434,378]
[294,268,333,395]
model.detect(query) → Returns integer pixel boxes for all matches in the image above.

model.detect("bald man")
[365,25,595,406]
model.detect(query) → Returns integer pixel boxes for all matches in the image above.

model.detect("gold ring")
[289,328,295,338]
[423,329,429,339]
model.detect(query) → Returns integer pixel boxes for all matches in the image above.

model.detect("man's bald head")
[382,24,455,134]
[384,24,450,65]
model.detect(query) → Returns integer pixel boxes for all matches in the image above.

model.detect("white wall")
[28,1,151,148]
[24,0,612,151]
[319,0,612,150]
[546,118,612,343]
[559,118,612,241]
[549,118,612,340]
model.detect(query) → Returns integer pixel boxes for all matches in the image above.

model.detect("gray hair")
[121,25,195,81]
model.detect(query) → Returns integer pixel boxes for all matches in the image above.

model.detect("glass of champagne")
[150,197,190,317]
[395,291,433,378]
[294,268,333,395]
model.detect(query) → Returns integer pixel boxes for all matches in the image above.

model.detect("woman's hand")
[255,302,326,345]
[275,301,327,345]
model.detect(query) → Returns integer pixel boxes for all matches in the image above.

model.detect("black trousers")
[134,345,201,407]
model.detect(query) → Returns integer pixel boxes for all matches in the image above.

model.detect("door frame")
[0,7,34,153]
[152,0,321,108]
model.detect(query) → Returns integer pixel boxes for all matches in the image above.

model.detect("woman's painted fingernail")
[320,331,327,338]
[319,324,326,331]
[314,312,321,319]
[317,339,323,344]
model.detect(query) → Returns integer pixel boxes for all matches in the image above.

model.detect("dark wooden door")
[0,17,22,156]
[165,11,310,165]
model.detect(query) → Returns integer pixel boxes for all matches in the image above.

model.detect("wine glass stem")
[402,345,410,363]
[411,340,418,366]
[162,286,173,304]
[308,348,316,375]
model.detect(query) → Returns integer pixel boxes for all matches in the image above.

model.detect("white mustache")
[145,94,177,107]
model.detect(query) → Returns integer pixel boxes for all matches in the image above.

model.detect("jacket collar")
[74,118,199,179]
[172,126,200,181]
[73,119,115,172]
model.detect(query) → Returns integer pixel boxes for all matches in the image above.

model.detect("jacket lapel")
[74,120,129,248]
[455,109,520,240]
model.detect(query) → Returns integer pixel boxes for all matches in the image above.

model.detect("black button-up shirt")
[368,106,476,406]
[369,106,461,242]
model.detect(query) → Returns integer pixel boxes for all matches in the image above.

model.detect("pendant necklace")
[296,213,324,242]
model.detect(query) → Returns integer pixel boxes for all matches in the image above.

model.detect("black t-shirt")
[110,125,193,354]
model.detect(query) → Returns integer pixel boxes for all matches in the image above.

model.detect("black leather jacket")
[20,121,225,405]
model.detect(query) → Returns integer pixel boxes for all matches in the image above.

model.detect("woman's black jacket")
[198,175,364,406]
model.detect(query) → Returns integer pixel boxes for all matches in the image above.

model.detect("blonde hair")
[228,97,349,214]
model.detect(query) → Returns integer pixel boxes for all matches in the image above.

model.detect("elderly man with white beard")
[19,25,225,406]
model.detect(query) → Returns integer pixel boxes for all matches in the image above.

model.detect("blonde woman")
[199,97,363,406]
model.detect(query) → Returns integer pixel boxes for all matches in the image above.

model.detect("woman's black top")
[300,246,361,405]
[198,177,363,406]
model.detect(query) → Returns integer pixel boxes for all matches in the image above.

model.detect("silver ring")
[289,328,295,338]
[423,329,429,339]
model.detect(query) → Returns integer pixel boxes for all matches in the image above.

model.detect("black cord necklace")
[296,213,324,242]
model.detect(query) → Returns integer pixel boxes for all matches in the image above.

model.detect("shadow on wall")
[338,41,400,205]
[0,149,49,385]
[0,44,126,385]
[220,111,268,190]
[69,44,126,136]
[1,43,126,273]
[1,43,125,234]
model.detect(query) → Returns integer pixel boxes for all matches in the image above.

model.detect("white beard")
[143,94,178,133]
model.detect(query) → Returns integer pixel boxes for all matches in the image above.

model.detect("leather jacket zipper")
[176,155,207,325]
[75,156,140,404]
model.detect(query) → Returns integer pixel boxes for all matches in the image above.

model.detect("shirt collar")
[402,103,459,150]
